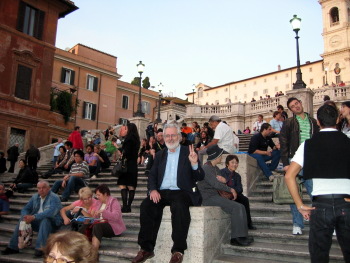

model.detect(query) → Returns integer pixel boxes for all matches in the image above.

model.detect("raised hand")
[188,144,198,164]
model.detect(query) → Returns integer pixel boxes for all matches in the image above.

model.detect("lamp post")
[325,67,329,86]
[192,84,195,104]
[155,83,163,123]
[290,15,306,89]
[134,61,145,117]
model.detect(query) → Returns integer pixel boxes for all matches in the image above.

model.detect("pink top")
[99,196,126,235]
[72,198,101,216]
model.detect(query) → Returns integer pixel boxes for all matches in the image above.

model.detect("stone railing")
[313,85,350,104]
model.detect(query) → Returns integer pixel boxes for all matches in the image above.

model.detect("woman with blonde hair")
[43,231,98,263]
[60,187,101,226]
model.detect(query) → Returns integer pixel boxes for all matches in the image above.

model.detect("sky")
[56,0,324,99]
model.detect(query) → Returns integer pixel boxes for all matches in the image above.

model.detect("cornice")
[321,47,350,57]
[117,86,158,100]
[54,54,122,79]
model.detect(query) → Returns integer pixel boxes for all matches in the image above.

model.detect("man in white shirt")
[252,114,266,134]
[285,104,350,263]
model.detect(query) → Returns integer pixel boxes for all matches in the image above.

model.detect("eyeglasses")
[46,255,75,263]
[164,134,178,139]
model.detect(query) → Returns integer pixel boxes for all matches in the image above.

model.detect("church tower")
[319,0,350,85]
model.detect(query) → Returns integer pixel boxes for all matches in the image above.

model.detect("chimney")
[278,65,281,71]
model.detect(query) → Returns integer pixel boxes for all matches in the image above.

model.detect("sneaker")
[292,226,302,235]
[333,229,336,236]
[269,175,275,182]
[2,247,19,255]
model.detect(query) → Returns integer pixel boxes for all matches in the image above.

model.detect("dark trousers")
[8,160,16,173]
[309,197,350,263]
[236,194,253,227]
[27,157,38,171]
[138,190,192,254]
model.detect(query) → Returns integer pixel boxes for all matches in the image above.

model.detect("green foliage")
[131,77,141,86]
[50,89,77,123]
[143,76,150,89]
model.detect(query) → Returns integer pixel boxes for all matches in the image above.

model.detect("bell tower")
[319,0,350,85]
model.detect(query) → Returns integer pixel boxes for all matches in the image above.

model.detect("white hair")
[163,123,181,135]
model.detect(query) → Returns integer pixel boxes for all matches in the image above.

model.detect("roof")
[57,0,79,18]
[70,43,117,58]
[162,97,192,105]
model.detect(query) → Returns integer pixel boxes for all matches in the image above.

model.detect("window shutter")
[15,65,32,100]
[36,10,45,40]
[91,104,97,120]
[82,101,87,118]
[93,77,98,92]
[60,68,66,83]
[16,1,26,32]
[70,70,75,85]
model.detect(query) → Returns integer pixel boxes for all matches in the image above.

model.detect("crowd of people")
[0,97,349,263]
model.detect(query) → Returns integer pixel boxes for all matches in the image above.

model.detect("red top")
[68,131,83,150]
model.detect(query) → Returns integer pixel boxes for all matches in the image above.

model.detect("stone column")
[129,117,150,139]
[286,88,315,116]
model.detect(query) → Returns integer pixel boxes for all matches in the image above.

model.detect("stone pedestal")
[286,88,315,116]
[149,206,230,263]
[129,117,150,139]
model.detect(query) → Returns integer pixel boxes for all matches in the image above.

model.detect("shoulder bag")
[272,176,303,204]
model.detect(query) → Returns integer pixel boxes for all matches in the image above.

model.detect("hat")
[209,115,221,122]
[206,145,224,161]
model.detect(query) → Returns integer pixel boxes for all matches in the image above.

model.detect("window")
[119,118,128,125]
[234,96,237,100]
[330,7,339,24]
[83,102,96,120]
[275,87,279,91]
[87,75,98,91]
[142,101,150,114]
[235,85,237,90]
[225,88,228,92]
[264,78,267,83]
[275,76,277,80]
[286,84,290,89]
[244,84,246,87]
[15,64,32,100]
[253,91,258,96]
[244,94,247,98]
[60,68,75,85]
[310,79,314,84]
[285,73,289,78]
[263,89,268,94]
[17,1,45,40]
[309,67,313,72]
[254,81,256,85]
[122,95,129,109]
[198,88,203,98]
[216,91,218,94]
[215,100,219,105]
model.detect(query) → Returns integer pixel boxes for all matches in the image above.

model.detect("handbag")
[111,158,127,177]
[273,176,303,204]
[18,220,33,249]
[217,190,234,200]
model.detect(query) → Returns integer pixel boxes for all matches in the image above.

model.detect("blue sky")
[56,0,323,99]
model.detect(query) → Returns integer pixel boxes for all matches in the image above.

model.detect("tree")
[143,77,150,89]
[131,77,140,87]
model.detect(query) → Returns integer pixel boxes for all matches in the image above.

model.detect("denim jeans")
[8,217,56,250]
[309,197,350,263]
[290,178,313,228]
[16,183,34,193]
[249,150,280,179]
[51,176,86,200]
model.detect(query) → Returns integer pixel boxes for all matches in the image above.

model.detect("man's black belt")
[313,194,350,201]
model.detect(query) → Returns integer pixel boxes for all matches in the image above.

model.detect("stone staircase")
[237,134,253,152]
[0,158,345,262]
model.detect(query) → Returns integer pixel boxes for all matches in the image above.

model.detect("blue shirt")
[0,198,9,212]
[269,119,283,132]
[159,146,199,190]
[54,142,64,157]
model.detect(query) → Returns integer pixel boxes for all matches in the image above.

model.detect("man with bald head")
[2,180,62,257]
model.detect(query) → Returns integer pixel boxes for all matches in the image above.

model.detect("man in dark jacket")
[279,97,319,235]
[7,143,19,173]
[25,145,40,171]
[132,123,204,263]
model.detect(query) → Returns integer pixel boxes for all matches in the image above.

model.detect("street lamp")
[325,67,329,86]
[290,15,306,89]
[134,61,145,117]
[155,82,163,123]
[192,84,196,104]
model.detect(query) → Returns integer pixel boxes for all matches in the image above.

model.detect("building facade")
[0,0,77,153]
[53,44,159,130]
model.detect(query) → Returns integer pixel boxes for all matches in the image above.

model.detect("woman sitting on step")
[197,145,254,247]
[79,184,126,250]
[9,159,38,193]
[220,155,256,230]
[60,187,101,229]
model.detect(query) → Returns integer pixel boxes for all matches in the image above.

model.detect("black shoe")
[126,205,131,213]
[121,206,127,213]
[60,197,68,202]
[230,237,254,246]
[248,224,257,230]
[34,249,43,257]
[2,247,19,255]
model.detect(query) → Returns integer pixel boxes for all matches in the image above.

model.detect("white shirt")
[214,122,235,154]
[291,128,350,195]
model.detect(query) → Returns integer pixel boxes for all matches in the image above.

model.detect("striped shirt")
[70,161,89,179]
[296,114,311,143]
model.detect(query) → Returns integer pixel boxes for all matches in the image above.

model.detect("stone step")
[221,241,344,263]
[213,254,295,263]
